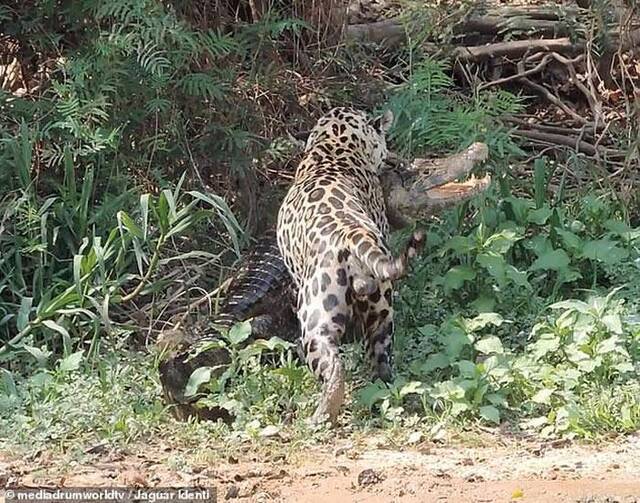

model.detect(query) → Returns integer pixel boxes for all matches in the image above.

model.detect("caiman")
[158,143,490,420]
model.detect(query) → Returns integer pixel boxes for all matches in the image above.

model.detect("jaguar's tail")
[348,229,424,296]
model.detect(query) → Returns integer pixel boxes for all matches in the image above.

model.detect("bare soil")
[2,434,640,502]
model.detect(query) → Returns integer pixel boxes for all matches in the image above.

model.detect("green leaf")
[117,211,143,239]
[356,382,390,409]
[38,287,80,318]
[601,314,623,335]
[477,252,506,284]
[448,401,467,416]
[456,360,477,377]
[184,367,212,398]
[471,294,496,313]
[530,249,571,271]
[505,265,530,287]
[581,239,629,265]
[58,351,83,372]
[188,190,243,256]
[605,219,640,241]
[73,255,84,295]
[615,362,635,373]
[0,368,18,397]
[399,381,424,397]
[526,235,554,257]
[419,352,451,373]
[596,336,620,355]
[505,197,534,225]
[480,405,500,424]
[416,324,437,337]
[191,339,226,359]
[483,229,521,254]
[442,266,476,293]
[444,235,475,254]
[17,296,33,331]
[486,392,507,407]
[531,388,554,404]
[577,358,599,373]
[530,335,560,360]
[41,319,71,339]
[557,267,582,284]
[465,312,504,332]
[250,336,294,352]
[533,157,547,208]
[272,366,308,381]
[549,299,591,314]
[162,189,178,224]
[475,336,504,354]
[30,370,53,388]
[442,327,472,358]
[528,206,553,225]
[524,416,549,429]
[226,320,252,346]
[479,405,501,424]
[556,229,583,252]
[156,191,170,233]
[218,398,243,413]
[140,194,150,239]
[23,345,51,365]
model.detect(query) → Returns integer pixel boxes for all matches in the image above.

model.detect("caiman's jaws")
[384,142,490,228]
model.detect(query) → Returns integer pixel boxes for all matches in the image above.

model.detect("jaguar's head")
[305,107,394,172]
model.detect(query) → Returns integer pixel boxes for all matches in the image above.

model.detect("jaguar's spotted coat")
[276,107,423,423]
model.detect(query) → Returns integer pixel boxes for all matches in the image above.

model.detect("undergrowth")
[1,1,639,456]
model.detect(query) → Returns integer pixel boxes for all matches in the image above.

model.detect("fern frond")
[95,0,145,23]
[0,5,12,23]
[197,31,242,58]
[144,97,171,115]
[136,41,172,77]
[178,73,225,101]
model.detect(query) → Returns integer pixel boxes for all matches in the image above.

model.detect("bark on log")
[345,8,637,56]
[452,38,584,62]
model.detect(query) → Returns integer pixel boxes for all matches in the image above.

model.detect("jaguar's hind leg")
[355,281,395,383]
[297,265,351,424]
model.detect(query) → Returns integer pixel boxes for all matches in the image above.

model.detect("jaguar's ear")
[370,110,394,134]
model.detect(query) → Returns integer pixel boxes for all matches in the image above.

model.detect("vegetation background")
[0,1,639,496]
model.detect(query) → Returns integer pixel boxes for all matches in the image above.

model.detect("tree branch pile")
[347,1,640,188]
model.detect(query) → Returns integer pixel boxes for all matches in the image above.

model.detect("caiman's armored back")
[158,233,298,420]
[216,234,293,325]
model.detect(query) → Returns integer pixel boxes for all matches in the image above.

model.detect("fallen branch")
[512,129,623,158]
[346,18,408,47]
[477,53,553,90]
[519,77,590,126]
[506,117,596,139]
[453,38,584,62]
[459,16,570,37]
[346,5,580,46]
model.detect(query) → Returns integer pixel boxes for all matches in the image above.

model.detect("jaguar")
[276,107,424,423]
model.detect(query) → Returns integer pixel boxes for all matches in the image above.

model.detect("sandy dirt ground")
[2,434,640,502]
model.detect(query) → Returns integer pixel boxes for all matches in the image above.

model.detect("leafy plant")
[185,321,315,431]
[511,290,640,437]
[0,129,241,369]
[385,58,524,158]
